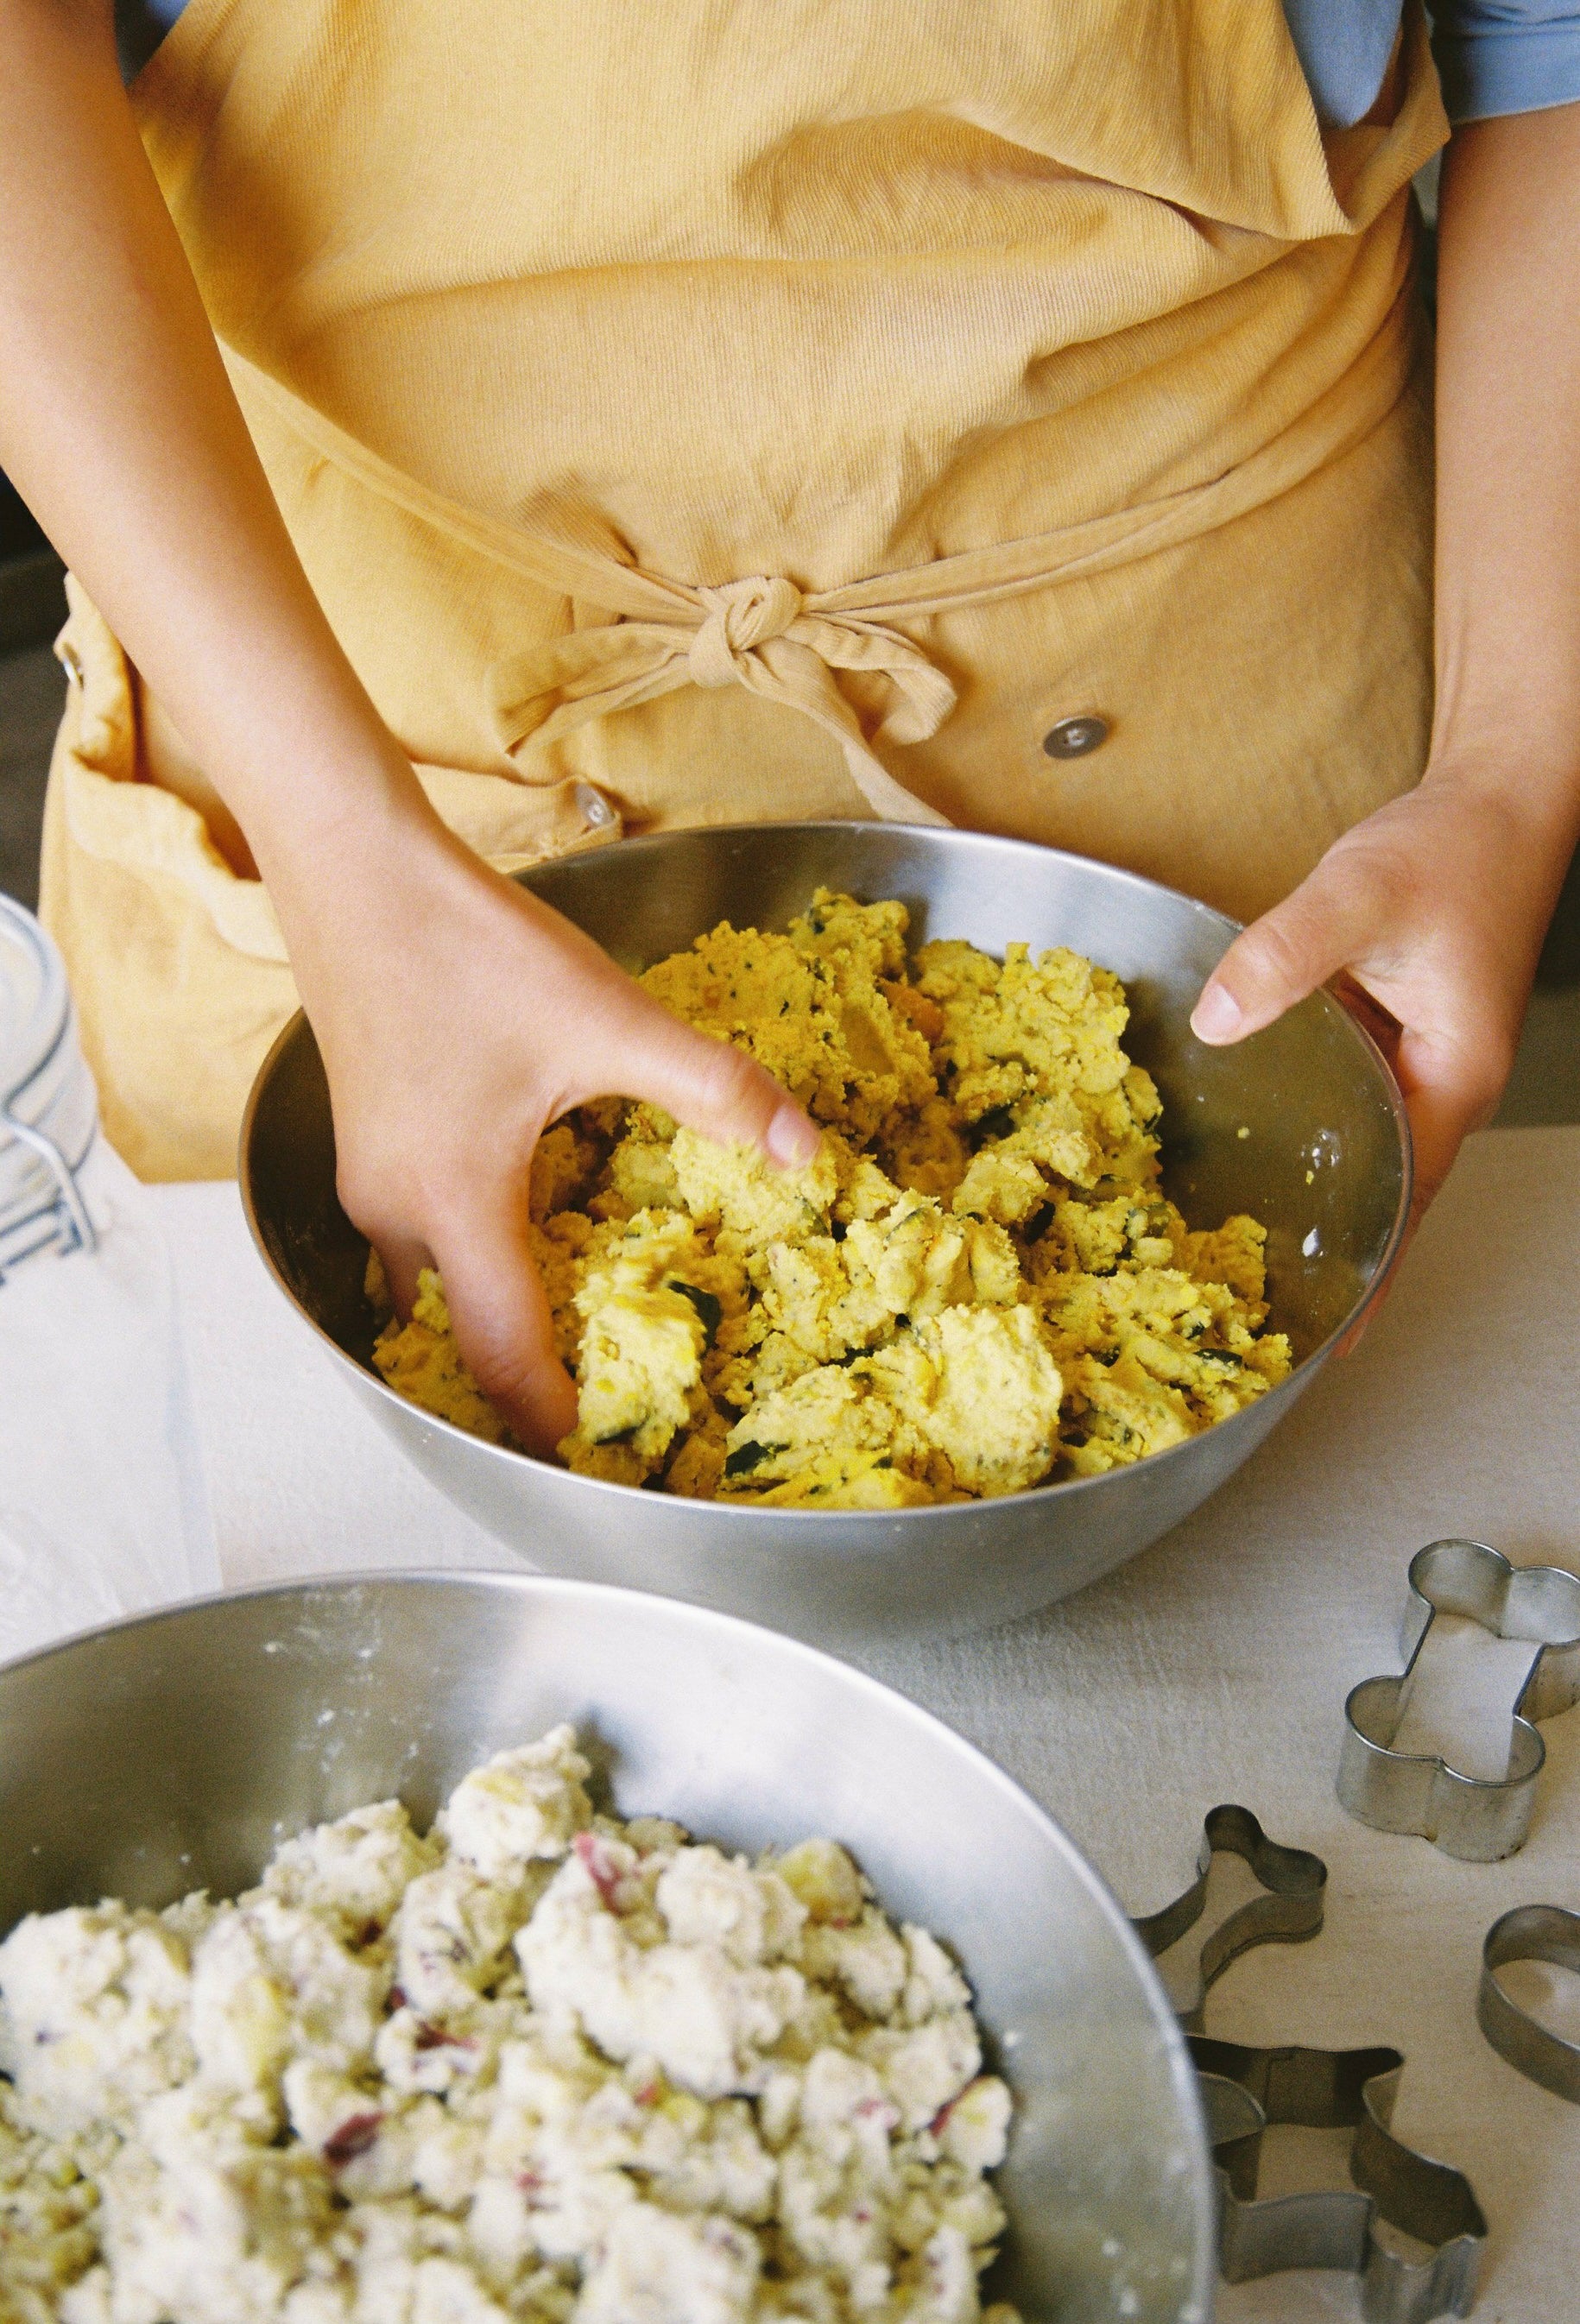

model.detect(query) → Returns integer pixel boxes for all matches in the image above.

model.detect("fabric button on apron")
[573,781,618,831]
[1043,716,1110,760]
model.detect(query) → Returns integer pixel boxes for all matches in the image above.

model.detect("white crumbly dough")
[0,1731,1021,2323]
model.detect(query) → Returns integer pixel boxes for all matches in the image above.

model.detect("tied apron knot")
[484,559,959,826]
[687,575,804,688]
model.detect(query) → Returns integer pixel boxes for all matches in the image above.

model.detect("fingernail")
[1191,983,1243,1044]
[766,1105,820,1169]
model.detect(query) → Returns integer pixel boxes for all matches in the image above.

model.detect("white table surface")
[158,1123,1580,2324]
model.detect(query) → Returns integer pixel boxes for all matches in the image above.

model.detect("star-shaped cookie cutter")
[1130,1802,1328,2031]
[1191,2034,1487,2323]
[1337,1538,1580,1861]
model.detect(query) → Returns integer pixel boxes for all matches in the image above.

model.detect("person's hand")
[1190,762,1574,1243]
[275,804,818,1456]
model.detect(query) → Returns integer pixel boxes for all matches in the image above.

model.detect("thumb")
[1190,857,1384,1046]
[598,991,821,1167]
[429,1196,578,1458]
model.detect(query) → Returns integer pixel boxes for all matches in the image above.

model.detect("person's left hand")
[1190,760,1577,1247]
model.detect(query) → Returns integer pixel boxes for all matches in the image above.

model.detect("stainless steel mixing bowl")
[241,824,1409,1643]
[0,1572,1216,2321]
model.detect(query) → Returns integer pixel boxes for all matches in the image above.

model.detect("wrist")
[251,742,458,956]
[1429,625,1580,843]
[1419,729,1580,857]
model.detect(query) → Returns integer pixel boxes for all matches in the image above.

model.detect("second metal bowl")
[0,1573,1215,2321]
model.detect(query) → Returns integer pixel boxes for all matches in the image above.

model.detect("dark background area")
[0,475,43,559]
[0,473,67,913]
[0,474,66,665]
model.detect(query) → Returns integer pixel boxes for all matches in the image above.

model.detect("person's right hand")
[276,799,819,1456]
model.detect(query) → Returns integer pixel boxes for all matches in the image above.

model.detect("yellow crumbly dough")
[370,891,1292,1506]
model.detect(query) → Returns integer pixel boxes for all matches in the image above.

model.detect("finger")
[1191,857,1393,1046]
[358,1227,429,1319]
[337,1157,433,1317]
[518,889,819,1165]
[600,995,821,1167]
[1330,1088,1444,1358]
[1395,1036,1504,1234]
[429,1197,578,1457]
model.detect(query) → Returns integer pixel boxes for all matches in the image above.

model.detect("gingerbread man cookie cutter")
[1191,2035,1487,2324]
[1337,1538,1580,1861]
[1135,1808,1488,2321]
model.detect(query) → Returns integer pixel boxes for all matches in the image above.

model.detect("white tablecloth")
[159,1125,1580,2322]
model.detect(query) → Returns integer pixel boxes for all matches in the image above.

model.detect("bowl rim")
[239,823,1413,1529]
[0,1564,1218,2317]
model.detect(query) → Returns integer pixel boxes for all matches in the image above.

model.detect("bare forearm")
[1432,103,1580,835]
[1192,103,1580,1228]
[0,0,428,889]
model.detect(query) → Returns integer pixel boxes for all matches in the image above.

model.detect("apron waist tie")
[223,287,1421,830]
[491,569,960,825]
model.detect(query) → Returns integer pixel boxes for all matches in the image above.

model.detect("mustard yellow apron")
[41,0,1446,1180]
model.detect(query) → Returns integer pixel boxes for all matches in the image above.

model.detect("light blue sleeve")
[1282,1,1405,126]
[1432,1,1580,121]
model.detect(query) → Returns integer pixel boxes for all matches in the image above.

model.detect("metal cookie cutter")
[1131,1803,1328,2030]
[1337,1538,1580,1861]
[1136,1811,1487,2320]
[1477,1904,1580,2103]
[1191,2035,1487,2324]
